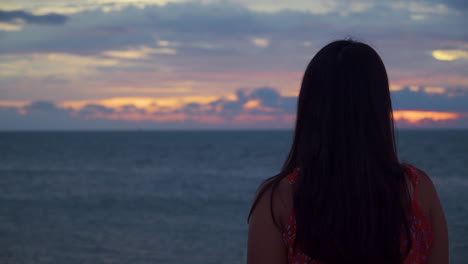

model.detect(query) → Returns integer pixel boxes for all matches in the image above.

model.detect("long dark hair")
[248,39,412,263]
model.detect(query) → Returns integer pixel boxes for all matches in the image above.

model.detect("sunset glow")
[3,95,465,128]
[393,110,460,123]
[57,96,221,110]
[0,1,466,129]
[76,108,465,127]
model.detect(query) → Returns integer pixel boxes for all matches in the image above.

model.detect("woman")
[247,40,448,264]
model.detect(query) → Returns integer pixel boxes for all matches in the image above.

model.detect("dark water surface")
[0,130,467,263]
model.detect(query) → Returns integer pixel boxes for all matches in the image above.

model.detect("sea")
[0,130,467,264]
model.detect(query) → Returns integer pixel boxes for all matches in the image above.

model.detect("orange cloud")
[82,110,461,126]
[84,112,187,122]
[2,87,467,129]
[58,96,220,111]
[393,110,460,124]
[102,46,177,59]
[0,101,29,107]
[243,100,261,109]
[432,49,468,61]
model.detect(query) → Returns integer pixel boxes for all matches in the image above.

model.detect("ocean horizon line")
[1,128,467,133]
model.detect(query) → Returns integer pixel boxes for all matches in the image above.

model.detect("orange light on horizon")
[1,99,465,127]
[58,96,220,110]
[393,110,460,123]
[85,112,187,122]
[80,110,462,125]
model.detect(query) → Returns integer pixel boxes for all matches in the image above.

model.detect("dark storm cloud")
[0,10,68,25]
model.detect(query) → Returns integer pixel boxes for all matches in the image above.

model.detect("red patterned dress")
[282,165,434,264]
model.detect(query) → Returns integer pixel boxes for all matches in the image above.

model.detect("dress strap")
[286,168,299,185]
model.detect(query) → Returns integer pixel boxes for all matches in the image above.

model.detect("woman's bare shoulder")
[411,167,437,212]
[410,166,449,263]
[248,177,290,264]
[251,176,294,229]
[277,177,294,226]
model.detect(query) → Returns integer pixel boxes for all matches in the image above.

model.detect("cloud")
[424,0,468,11]
[0,1,463,55]
[0,1,466,113]
[0,0,190,15]
[1,87,467,130]
[388,1,452,15]
[0,22,22,31]
[0,87,296,129]
[102,46,177,59]
[0,1,466,81]
[0,53,123,79]
[23,100,65,113]
[432,49,468,61]
[251,37,269,48]
[391,86,468,112]
[0,10,68,24]
[0,100,78,130]
[77,104,116,116]
[4,0,467,15]
[249,88,280,107]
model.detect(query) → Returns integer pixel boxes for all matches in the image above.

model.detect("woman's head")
[290,39,398,172]
[249,39,412,264]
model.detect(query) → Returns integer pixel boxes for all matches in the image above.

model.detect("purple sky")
[0,0,467,129]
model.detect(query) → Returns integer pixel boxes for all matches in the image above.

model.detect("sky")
[0,0,467,130]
